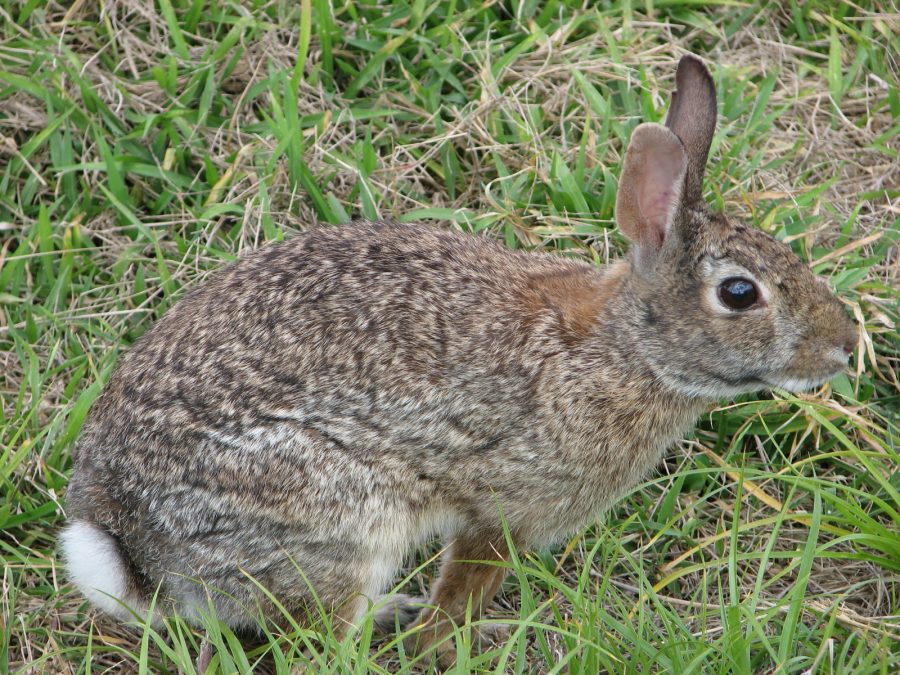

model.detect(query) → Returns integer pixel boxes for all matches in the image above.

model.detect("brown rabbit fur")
[61,55,856,665]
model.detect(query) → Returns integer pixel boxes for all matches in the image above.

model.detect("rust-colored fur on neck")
[518,260,628,345]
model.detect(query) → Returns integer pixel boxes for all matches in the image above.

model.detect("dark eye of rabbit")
[718,277,759,310]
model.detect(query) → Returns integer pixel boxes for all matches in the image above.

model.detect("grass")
[0,0,897,672]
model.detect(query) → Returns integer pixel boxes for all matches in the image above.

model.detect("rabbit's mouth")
[764,344,853,393]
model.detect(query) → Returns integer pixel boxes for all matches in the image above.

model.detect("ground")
[0,1,897,673]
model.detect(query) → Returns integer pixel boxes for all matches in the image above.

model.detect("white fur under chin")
[658,373,763,401]
[60,520,148,621]
[666,374,836,400]
[765,375,832,393]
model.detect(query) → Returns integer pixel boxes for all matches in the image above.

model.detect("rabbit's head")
[614,55,856,399]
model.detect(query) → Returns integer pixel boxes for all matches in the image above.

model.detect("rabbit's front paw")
[404,618,509,670]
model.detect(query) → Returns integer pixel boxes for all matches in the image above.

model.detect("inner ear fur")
[615,123,687,253]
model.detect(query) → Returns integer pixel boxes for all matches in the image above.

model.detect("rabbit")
[61,54,856,666]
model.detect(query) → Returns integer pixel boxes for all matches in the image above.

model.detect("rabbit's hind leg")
[372,593,426,635]
[289,541,405,640]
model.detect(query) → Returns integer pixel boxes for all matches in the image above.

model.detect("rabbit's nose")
[841,330,856,356]
[838,309,857,356]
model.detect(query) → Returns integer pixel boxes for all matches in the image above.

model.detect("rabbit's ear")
[615,123,687,261]
[665,54,717,203]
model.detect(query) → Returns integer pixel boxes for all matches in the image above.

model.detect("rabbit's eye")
[718,277,758,310]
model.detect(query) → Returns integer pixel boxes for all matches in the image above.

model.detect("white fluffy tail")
[60,520,150,621]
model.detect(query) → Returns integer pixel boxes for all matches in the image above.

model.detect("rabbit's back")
[76,221,592,471]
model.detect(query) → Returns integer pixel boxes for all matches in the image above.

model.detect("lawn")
[1,0,897,673]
